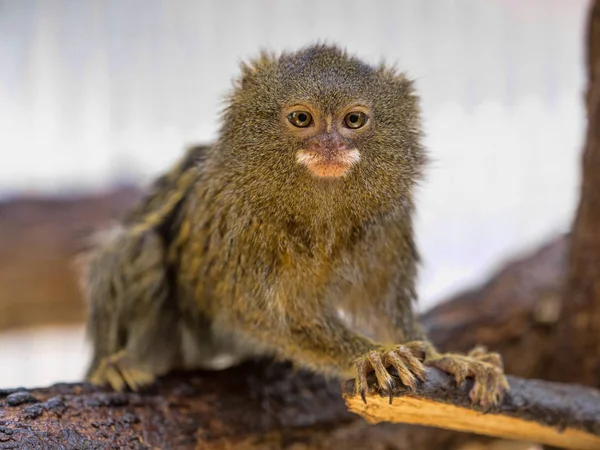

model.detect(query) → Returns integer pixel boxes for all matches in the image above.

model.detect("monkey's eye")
[343,111,368,129]
[287,111,313,128]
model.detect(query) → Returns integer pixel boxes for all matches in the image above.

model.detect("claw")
[396,345,427,381]
[354,357,369,402]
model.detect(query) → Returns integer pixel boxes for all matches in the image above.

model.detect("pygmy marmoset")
[82,44,509,407]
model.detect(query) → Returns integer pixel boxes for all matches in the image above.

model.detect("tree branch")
[343,369,600,450]
[0,361,470,450]
[0,187,140,331]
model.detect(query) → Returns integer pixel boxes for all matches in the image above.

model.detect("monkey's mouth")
[296,149,360,178]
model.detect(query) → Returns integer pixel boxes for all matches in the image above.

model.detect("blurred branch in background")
[0,187,140,331]
[549,0,600,387]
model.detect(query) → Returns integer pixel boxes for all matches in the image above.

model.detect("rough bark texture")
[0,361,471,450]
[3,360,597,450]
[549,0,600,387]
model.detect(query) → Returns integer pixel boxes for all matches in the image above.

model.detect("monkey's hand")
[353,342,509,408]
[353,342,427,402]
[87,350,156,392]
[423,343,510,409]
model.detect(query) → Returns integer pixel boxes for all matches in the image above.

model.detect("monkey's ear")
[375,62,416,94]
[375,62,408,83]
[238,50,277,88]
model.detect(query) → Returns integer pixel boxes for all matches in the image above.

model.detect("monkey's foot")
[353,343,427,402]
[425,345,510,408]
[87,350,156,392]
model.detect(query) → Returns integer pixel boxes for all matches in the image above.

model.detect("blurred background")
[0,0,590,388]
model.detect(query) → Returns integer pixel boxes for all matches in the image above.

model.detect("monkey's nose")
[317,143,347,159]
[308,133,348,159]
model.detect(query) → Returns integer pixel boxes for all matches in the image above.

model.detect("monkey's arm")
[220,302,428,403]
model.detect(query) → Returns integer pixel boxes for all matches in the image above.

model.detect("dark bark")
[0,361,469,450]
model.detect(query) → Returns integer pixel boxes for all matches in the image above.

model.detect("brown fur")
[83,44,508,406]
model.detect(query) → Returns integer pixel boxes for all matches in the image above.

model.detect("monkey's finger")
[469,367,494,408]
[475,352,504,370]
[367,351,394,392]
[489,370,510,402]
[354,358,370,403]
[105,366,127,392]
[403,341,433,361]
[385,351,417,390]
[395,346,427,382]
[467,345,488,359]
[87,370,107,389]
[91,356,125,392]
[468,375,485,406]
[427,356,468,386]
[466,362,485,402]
[499,371,510,392]
[121,371,140,392]
[120,366,154,392]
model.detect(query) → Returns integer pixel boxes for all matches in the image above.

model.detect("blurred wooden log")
[421,236,568,381]
[0,187,140,331]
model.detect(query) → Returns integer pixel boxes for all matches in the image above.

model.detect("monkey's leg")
[82,226,180,392]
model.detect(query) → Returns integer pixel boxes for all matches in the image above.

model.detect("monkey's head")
[217,44,426,223]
